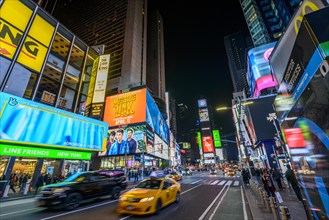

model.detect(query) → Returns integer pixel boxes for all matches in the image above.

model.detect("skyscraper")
[240,0,301,46]
[224,32,253,95]
[43,0,166,104]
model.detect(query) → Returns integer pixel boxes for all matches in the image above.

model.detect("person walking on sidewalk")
[9,174,17,193]
[272,168,283,190]
[285,165,303,201]
[261,169,276,197]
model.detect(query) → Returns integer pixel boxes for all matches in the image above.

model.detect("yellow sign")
[0,0,55,72]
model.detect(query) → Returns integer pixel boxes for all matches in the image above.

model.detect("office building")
[240,0,301,46]
[224,32,253,95]
[46,0,166,109]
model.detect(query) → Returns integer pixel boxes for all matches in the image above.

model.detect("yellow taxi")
[227,169,236,176]
[117,177,181,215]
[166,171,183,181]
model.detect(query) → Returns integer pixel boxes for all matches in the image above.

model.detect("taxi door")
[160,180,172,206]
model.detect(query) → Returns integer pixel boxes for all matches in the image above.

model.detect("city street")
[0,173,248,220]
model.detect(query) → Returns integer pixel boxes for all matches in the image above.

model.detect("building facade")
[240,0,301,46]
[0,0,107,192]
[224,32,253,95]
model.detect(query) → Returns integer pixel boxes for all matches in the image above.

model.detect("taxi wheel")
[112,186,121,200]
[175,192,180,203]
[154,199,162,215]
[64,193,82,210]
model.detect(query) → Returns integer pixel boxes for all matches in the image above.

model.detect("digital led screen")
[198,99,207,108]
[199,108,209,122]
[146,90,169,144]
[0,92,107,151]
[99,124,147,156]
[202,136,214,153]
[103,88,146,126]
[247,41,277,97]
[212,130,222,147]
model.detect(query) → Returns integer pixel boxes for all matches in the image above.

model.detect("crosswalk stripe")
[218,180,226,185]
[190,180,202,184]
[225,180,233,186]
[233,181,239,186]
[210,180,220,185]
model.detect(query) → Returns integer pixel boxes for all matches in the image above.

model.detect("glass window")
[59,86,76,111]
[0,56,11,87]
[35,75,61,106]
[3,63,38,99]
[0,157,9,178]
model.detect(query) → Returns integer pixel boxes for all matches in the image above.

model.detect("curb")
[242,184,255,220]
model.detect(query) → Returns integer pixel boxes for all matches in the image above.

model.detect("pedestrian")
[35,174,45,195]
[255,168,261,182]
[242,169,250,185]
[9,174,17,193]
[19,174,28,192]
[285,165,303,201]
[261,169,276,197]
[134,168,139,183]
[272,168,283,190]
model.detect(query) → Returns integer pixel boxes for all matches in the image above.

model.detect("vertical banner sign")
[197,132,202,149]
[212,130,222,147]
[85,54,110,119]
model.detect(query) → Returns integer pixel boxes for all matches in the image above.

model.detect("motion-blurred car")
[227,169,236,176]
[36,171,127,210]
[181,169,192,176]
[166,171,183,181]
[117,176,181,215]
[210,169,217,175]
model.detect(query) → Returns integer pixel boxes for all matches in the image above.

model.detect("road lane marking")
[218,180,226,185]
[198,185,228,220]
[0,198,36,208]
[241,186,248,220]
[0,208,40,217]
[210,180,219,185]
[119,215,132,220]
[209,185,231,220]
[234,181,239,186]
[39,199,119,220]
[181,184,202,195]
[190,180,202,184]
[226,180,233,186]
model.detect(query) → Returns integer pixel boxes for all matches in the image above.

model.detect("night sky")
[152,0,248,136]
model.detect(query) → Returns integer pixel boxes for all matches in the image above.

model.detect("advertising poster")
[98,124,147,156]
[198,99,207,108]
[154,133,169,159]
[0,92,107,151]
[199,108,209,122]
[212,130,222,147]
[146,127,155,154]
[202,136,214,153]
[146,90,169,144]
[103,88,146,126]
[247,41,277,97]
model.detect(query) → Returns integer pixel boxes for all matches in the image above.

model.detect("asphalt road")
[0,172,250,220]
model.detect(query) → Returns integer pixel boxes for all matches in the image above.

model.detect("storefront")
[0,92,108,193]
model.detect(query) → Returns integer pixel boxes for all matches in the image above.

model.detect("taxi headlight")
[119,195,127,201]
[140,197,154,202]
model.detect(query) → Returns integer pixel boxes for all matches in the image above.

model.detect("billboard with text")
[202,136,214,153]
[0,92,107,151]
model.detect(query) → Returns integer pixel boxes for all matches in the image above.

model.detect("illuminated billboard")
[0,0,55,72]
[247,41,278,97]
[0,92,107,151]
[146,90,169,144]
[103,89,146,126]
[199,108,209,122]
[103,88,169,144]
[196,132,202,149]
[202,136,214,153]
[212,130,222,147]
[198,99,207,108]
[98,124,147,156]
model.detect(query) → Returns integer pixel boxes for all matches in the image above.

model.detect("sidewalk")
[243,180,308,220]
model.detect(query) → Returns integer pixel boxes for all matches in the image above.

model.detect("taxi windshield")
[136,180,161,189]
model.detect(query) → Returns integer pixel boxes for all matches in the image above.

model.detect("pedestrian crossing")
[182,179,241,187]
